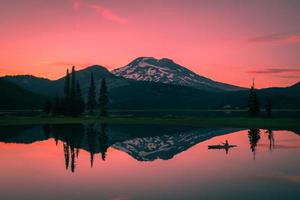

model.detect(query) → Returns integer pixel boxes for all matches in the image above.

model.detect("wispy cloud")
[88,4,128,24]
[70,0,128,24]
[274,75,300,79]
[248,32,300,44]
[247,68,300,74]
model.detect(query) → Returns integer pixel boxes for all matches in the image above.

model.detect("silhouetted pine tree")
[43,99,52,114]
[98,79,109,117]
[69,66,77,116]
[62,66,85,117]
[70,66,76,103]
[64,69,71,114]
[248,80,260,117]
[87,72,96,115]
[74,81,85,116]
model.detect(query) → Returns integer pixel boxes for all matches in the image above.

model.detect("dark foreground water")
[0,124,299,200]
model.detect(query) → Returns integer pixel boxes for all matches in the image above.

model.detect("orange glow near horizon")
[0,0,300,88]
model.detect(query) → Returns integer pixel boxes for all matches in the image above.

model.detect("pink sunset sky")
[0,0,300,88]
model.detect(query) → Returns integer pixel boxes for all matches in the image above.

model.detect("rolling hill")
[0,79,46,110]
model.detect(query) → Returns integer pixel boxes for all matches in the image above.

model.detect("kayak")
[208,145,237,149]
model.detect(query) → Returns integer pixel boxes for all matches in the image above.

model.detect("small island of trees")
[43,66,108,117]
[247,79,273,118]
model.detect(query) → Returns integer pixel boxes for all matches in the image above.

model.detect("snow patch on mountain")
[113,128,240,161]
[112,57,244,91]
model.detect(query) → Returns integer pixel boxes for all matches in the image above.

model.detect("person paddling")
[222,140,229,147]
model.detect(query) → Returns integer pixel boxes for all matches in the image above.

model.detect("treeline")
[43,66,108,117]
[43,67,270,118]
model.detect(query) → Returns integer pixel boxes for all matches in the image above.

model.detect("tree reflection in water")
[41,124,109,173]
[36,125,286,171]
[248,128,261,160]
[265,129,275,151]
[99,123,108,161]
[87,124,96,168]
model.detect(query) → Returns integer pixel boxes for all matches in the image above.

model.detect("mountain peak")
[81,65,109,73]
[112,57,243,91]
[159,57,174,63]
[127,57,175,67]
[68,65,115,81]
[291,82,300,88]
[286,82,300,91]
[2,74,51,81]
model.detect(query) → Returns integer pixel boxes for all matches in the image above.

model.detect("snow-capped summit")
[112,57,244,91]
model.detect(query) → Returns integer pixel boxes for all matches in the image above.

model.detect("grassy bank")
[0,116,298,129]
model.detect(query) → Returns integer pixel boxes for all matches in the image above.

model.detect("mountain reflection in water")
[0,124,300,200]
[0,124,297,173]
[0,124,242,171]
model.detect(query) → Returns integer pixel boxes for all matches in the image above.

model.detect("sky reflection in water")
[0,124,299,200]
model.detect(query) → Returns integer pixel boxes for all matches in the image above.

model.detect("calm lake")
[0,124,299,200]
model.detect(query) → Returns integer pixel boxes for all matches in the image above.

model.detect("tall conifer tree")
[70,66,76,102]
[69,66,76,116]
[64,69,71,115]
[64,69,70,100]
[248,79,260,117]
[98,79,109,117]
[75,81,85,116]
[87,72,96,115]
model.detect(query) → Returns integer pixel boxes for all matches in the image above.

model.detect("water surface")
[0,124,299,200]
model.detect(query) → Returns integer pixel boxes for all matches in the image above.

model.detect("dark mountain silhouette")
[221,83,300,109]
[261,82,300,94]
[2,75,53,96]
[1,63,300,110]
[1,65,130,97]
[109,81,220,109]
[53,65,130,96]
[112,57,245,91]
[290,82,300,89]
[109,80,300,109]
[1,75,59,97]
[0,79,46,109]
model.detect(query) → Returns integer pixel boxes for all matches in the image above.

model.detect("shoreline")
[0,116,299,129]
